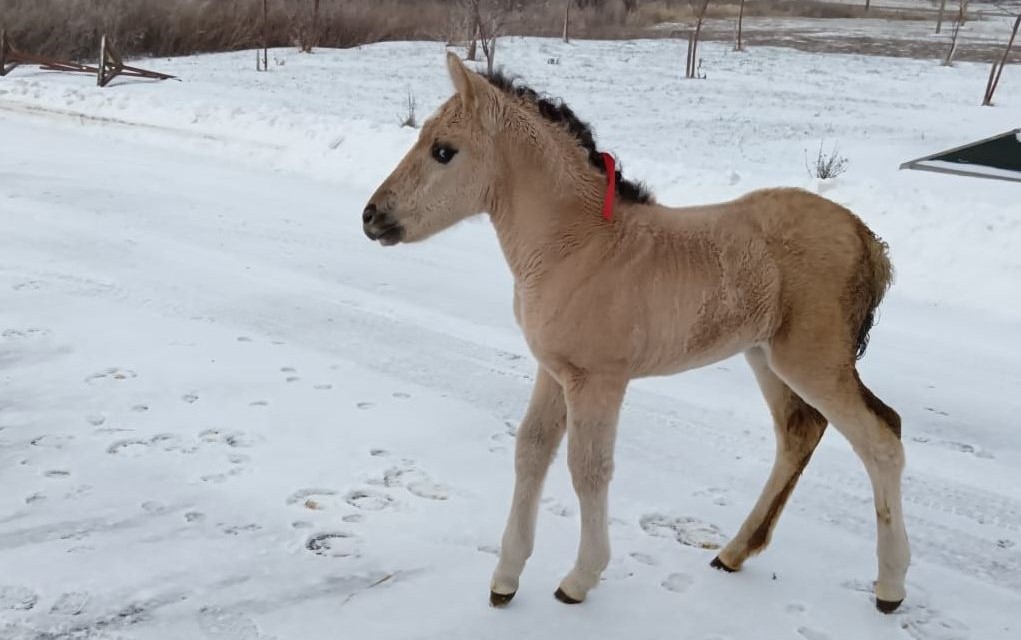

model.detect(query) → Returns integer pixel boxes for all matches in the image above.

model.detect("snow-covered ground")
[1,38,1019,640]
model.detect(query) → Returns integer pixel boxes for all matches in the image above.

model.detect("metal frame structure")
[0,31,175,87]
[899,129,1021,184]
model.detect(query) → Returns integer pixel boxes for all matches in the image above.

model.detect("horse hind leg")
[713,348,827,572]
[768,343,909,614]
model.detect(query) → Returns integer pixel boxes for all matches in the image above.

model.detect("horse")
[362,52,909,614]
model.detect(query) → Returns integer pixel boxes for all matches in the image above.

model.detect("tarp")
[900,129,1021,183]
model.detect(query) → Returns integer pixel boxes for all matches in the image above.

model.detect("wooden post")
[983,15,1020,106]
[562,0,570,44]
[736,0,745,51]
[97,35,108,86]
[936,0,947,34]
[312,0,320,52]
[259,0,269,70]
[0,30,15,76]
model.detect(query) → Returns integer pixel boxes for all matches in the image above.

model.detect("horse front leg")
[490,368,567,606]
[554,374,627,604]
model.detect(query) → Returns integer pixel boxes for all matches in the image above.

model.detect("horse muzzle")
[362,204,405,246]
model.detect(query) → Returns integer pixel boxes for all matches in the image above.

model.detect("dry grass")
[3,0,454,60]
[2,0,941,61]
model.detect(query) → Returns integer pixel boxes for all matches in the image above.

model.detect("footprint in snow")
[0,585,39,611]
[639,513,728,550]
[236,336,253,343]
[629,552,658,566]
[1,327,50,339]
[50,591,90,616]
[898,603,970,640]
[542,498,575,518]
[356,402,375,410]
[661,572,694,593]
[107,438,150,455]
[286,488,338,511]
[306,532,358,558]
[692,486,730,506]
[392,392,411,400]
[198,606,265,640]
[84,367,137,384]
[797,627,829,640]
[43,469,71,478]
[381,466,448,501]
[85,414,106,426]
[314,384,333,390]
[345,488,395,511]
[182,393,199,404]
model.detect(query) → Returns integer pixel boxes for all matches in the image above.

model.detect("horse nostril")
[362,204,377,225]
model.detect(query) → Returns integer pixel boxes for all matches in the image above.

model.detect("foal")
[363,53,909,613]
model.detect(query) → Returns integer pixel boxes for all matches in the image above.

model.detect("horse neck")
[487,137,612,283]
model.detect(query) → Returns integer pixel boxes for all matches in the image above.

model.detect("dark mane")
[481,69,654,206]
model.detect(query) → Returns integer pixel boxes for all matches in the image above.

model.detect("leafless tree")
[304,0,321,53]
[983,13,1020,105]
[936,0,947,33]
[461,0,513,74]
[735,0,745,51]
[865,0,871,12]
[685,0,711,79]
[942,1,967,66]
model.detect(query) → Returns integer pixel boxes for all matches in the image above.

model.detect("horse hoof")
[490,590,516,607]
[710,556,736,573]
[554,587,582,604]
[876,598,903,614]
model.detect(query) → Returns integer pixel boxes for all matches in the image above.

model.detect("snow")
[1,37,1020,640]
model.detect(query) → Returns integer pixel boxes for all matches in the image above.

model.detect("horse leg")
[713,348,827,571]
[555,374,627,604]
[769,346,909,613]
[490,368,567,606]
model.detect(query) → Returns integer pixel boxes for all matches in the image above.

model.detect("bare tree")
[942,1,967,66]
[959,0,971,25]
[303,0,321,53]
[865,0,871,12]
[563,0,571,43]
[461,0,509,64]
[685,0,711,79]
[735,0,745,51]
[936,0,947,33]
[257,0,268,71]
[983,14,1021,105]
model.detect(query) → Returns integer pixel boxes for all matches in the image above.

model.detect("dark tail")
[854,225,894,360]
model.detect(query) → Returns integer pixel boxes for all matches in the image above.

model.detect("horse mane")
[481,69,654,206]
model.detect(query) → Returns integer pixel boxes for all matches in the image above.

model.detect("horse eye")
[431,144,457,165]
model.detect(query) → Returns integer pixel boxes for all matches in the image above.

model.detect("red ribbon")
[600,152,616,221]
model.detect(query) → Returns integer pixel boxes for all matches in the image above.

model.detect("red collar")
[600,152,616,221]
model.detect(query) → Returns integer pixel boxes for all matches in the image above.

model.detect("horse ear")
[446,52,477,110]
[446,52,495,118]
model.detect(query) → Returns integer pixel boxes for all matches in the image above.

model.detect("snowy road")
[2,40,1020,640]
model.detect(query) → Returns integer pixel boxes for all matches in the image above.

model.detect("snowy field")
[1,37,1020,640]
